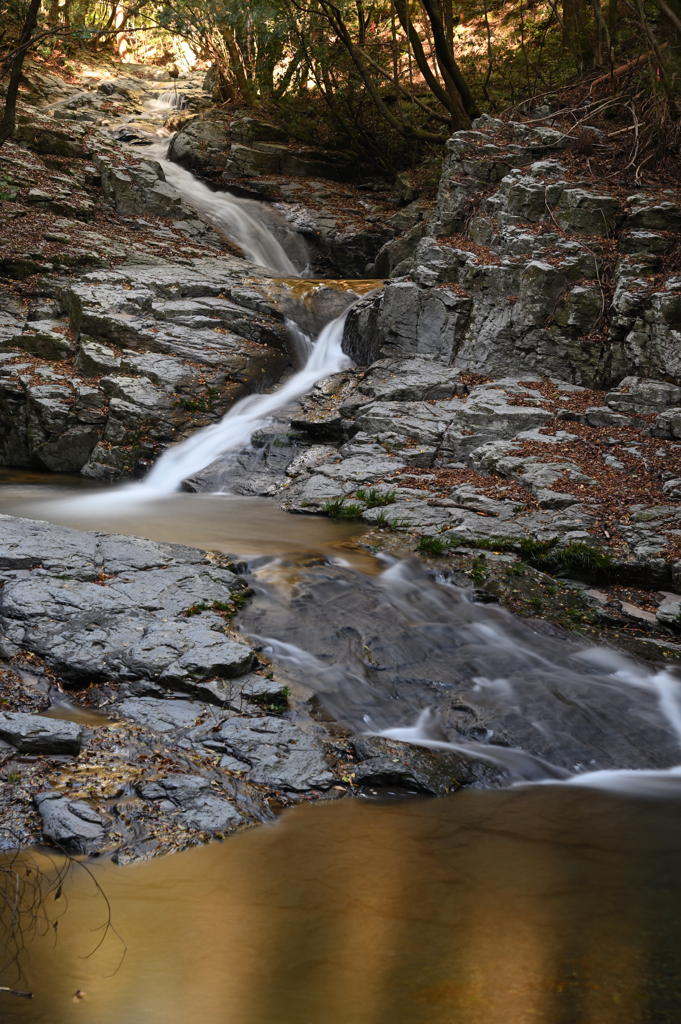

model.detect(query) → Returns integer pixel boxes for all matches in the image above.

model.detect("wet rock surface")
[0,518,356,859]
[0,711,82,754]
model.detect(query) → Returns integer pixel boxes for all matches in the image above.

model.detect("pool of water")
[0,470,370,563]
[3,786,681,1024]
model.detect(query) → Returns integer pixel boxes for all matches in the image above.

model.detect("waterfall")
[141,312,351,493]
[144,141,306,275]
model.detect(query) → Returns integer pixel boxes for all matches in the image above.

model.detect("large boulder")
[167,119,229,172]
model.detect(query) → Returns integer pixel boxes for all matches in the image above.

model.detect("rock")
[183,672,289,710]
[35,791,107,847]
[76,340,121,376]
[0,516,256,683]
[0,712,82,753]
[140,774,243,832]
[207,716,334,790]
[117,696,211,733]
[167,119,229,172]
[371,222,429,279]
[15,323,75,360]
[351,735,500,792]
[14,113,84,158]
[230,115,289,144]
[0,514,100,578]
[395,171,418,204]
[605,377,681,414]
[555,189,618,235]
[651,407,681,440]
[656,593,681,628]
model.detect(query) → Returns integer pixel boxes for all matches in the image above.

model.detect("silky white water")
[144,139,305,275]
[51,311,351,515]
[245,557,681,796]
[142,312,351,492]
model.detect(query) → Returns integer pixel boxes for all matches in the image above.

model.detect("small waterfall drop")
[141,311,351,493]
[144,140,305,275]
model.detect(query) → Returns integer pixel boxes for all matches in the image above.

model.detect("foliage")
[470,555,489,583]
[417,534,452,554]
[2,0,681,167]
[355,487,397,507]
[321,497,365,519]
[459,535,615,579]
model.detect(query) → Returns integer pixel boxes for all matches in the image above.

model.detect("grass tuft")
[356,487,397,508]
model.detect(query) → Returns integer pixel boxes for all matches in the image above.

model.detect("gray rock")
[0,514,99,578]
[15,322,75,360]
[117,696,213,733]
[656,593,681,628]
[76,340,121,376]
[605,377,681,414]
[0,712,82,753]
[210,716,334,790]
[134,621,254,685]
[351,735,499,792]
[98,534,205,573]
[167,120,229,172]
[651,407,681,440]
[35,791,107,846]
[230,115,289,144]
[140,774,243,832]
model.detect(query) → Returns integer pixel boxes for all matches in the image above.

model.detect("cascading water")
[142,312,351,493]
[43,112,681,796]
[143,140,306,275]
[237,557,681,794]
[146,88,185,111]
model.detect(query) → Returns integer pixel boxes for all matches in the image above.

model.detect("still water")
[0,470,368,560]
[2,475,681,1022]
[4,789,681,1024]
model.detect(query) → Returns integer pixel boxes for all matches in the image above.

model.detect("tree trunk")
[394,0,453,114]
[0,0,42,152]
[419,0,480,118]
[222,24,255,104]
[562,0,592,68]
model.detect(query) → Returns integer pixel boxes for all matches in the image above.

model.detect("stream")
[2,95,681,1022]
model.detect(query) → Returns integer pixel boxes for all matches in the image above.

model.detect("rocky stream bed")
[2,55,681,863]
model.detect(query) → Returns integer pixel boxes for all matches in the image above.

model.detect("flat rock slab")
[0,711,82,754]
[209,715,335,791]
[0,514,207,581]
[0,516,254,687]
[140,774,243,833]
[117,696,214,733]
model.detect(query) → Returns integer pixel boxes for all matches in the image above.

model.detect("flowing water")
[144,135,307,275]
[2,114,681,1022]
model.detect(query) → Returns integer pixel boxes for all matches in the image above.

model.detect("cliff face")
[346,116,681,389]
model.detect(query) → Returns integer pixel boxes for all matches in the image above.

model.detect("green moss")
[454,536,614,579]
[247,685,291,711]
[183,591,251,618]
[470,556,489,585]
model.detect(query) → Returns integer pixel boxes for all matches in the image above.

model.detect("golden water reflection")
[0,475,372,566]
[4,786,681,1024]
